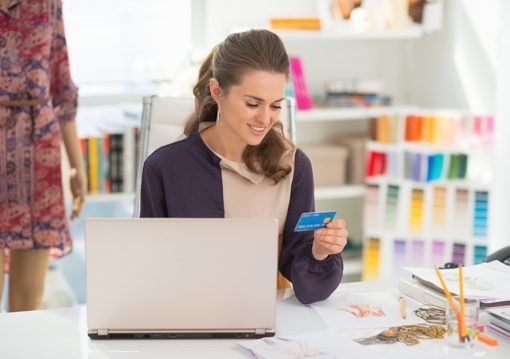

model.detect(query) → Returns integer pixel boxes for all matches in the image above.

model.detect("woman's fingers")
[313,218,349,255]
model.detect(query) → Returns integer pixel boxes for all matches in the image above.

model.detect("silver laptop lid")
[85,218,278,339]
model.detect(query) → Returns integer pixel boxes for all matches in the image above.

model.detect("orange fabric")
[277,233,292,289]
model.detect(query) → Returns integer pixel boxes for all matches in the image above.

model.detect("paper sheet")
[309,291,423,330]
[238,330,383,359]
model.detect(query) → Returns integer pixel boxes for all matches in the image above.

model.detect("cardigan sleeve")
[139,158,169,218]
[279,149,344,304]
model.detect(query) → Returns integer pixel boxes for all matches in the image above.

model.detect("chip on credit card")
[294,211,336,232]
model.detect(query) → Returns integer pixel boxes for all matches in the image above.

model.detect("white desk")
[0,280,508,358]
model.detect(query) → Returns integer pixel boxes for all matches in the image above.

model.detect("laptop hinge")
[97,329,108,336]
[255,328,266,335]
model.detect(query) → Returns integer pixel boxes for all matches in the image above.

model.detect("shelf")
[275,25,423,41]
[365,178,492,191]
[315,185,366,200]
[343,257,363,277]
[84,192,135,203]
[296,106,414,122]
[366,140,494,153]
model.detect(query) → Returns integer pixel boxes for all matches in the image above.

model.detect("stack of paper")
[403,261,510,308]
[486,308,510,341]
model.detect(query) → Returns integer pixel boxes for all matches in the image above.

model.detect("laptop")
[85,217,278,339]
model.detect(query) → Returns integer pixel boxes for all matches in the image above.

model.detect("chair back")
[134,96,194,216]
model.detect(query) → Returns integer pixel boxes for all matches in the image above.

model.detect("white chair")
[134,95,195,217]
[133,95,297,217]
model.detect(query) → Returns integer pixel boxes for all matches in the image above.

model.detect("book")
[108,133,124,193]
[133,127,141,191]
[326,92,391,108]
[487,323,510,341]
[101,133,111,194]
[487,308,510,331]
[269,17,321,30]
[78,137,89,193]
[488,318,510,337]
[122,125,137,193]
[87,136,99,194]
[96,135,104,194]
[365,151,386,177]
[289,57,313,111]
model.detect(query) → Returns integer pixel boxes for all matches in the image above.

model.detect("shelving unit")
[84,192,135,203]
[315,185,365,200]
[275,25,424,41]
[296,106,414,122]
[279,15,441,282]
[362,110,493,281]
[297,108,404,202]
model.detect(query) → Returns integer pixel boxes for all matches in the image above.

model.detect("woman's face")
[213,70,288,147]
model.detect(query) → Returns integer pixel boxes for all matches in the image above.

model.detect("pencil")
[399,296,407,319]
[459,263,469,340]
[434,266,458,313]
[434,265,463,342]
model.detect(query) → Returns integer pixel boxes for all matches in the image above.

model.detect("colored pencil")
[434,266,463,342]
[459,264,470,341]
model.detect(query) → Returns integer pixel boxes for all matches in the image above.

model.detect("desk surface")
[0,280,508,358]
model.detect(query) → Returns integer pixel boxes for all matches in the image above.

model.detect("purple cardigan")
[140,130,343,304]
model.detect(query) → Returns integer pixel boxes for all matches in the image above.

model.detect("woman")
[140,29,348,304]
[0,0,86,311]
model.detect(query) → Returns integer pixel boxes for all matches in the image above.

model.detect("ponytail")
[184,47,218,135]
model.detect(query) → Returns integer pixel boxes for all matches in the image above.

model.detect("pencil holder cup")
[445,296,479,349]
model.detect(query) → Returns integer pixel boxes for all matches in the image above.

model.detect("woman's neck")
[200,124,245,162]
[1,0,11,9]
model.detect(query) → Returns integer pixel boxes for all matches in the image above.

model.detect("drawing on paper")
[337,304,385,318]
[443,273,494,291]
[334,292,386,318]
[262,338,337,359]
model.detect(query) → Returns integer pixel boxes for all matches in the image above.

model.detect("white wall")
[409,0,499,112]
[409,0,509,254]
[490,0,510,253]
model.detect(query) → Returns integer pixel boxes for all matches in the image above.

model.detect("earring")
[216,106,221,123]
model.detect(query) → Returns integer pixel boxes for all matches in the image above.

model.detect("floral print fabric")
[0,0,78,270]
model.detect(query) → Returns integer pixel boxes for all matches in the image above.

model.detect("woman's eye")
[271,105,282,110]
[247,103,258,108]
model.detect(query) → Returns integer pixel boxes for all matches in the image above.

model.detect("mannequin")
[0,0,86,312]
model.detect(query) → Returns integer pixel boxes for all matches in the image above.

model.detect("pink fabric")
[0,0,78,271]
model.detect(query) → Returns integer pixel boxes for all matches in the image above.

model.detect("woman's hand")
[312,218,348,260]
[69,167,87,220]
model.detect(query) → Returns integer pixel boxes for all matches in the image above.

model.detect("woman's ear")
[209,78,221,101]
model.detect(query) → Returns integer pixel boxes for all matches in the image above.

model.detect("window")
[63,0,193,99]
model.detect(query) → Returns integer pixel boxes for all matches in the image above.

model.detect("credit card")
[294,211,336,232]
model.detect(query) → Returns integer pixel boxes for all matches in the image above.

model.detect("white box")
[398,277,446,308]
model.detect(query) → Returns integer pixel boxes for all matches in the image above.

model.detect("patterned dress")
[0,0,78,270]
